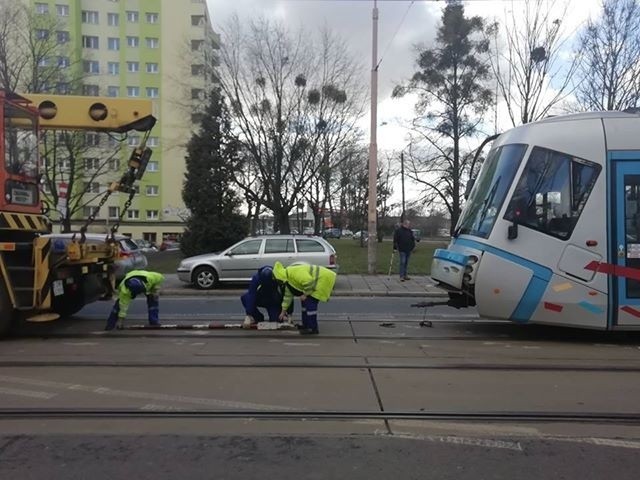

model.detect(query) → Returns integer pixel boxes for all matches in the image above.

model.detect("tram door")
[613,161,640,326]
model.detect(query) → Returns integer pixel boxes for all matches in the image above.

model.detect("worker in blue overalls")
[241,265,291,328]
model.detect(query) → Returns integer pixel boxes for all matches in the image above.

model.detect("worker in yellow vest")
[105,270,165,330]
[272,261,337,335]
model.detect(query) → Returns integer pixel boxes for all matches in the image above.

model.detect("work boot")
[299,328,319,335]
[243,315,256,329]
[404,276,411,281]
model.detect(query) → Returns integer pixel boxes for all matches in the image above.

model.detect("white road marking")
[140,404,188,412]
[0,374,294,411]
[0,386,57,399]
[282,342,320,347]
[381,431,523,452]
[62,342,99,346]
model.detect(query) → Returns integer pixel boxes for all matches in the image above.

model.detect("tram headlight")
[463,273,472,284]
[467,255,479,265]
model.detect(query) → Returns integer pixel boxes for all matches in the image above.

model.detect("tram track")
[0,360,639,372]
[1,408,639,425]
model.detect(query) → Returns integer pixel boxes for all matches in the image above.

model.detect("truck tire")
[0,280,16,337]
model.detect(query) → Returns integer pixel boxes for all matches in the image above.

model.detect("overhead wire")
[376,0,415,69]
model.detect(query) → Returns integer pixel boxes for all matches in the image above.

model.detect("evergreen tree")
[181,88,247,257]
[393,1,493,231]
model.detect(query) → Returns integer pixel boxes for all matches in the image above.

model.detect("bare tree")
[217,16,366,233]
[487,0,579,126]
[576,0,640,111]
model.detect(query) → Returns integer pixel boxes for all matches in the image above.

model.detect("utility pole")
[400,151,405,222]
[367,0,379,274]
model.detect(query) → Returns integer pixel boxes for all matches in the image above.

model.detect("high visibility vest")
[281,264,336,309]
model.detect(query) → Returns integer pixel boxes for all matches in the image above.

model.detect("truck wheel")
[193,266,218,290]
[0,281,16,337]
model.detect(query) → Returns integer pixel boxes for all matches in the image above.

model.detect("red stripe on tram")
[584,261,640,281]
[621,306,640,318]
[544,302,563,313]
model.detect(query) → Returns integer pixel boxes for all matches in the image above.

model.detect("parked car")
[159,240,180,251]
[342,229,353,238]
[134,239,158,252]
[322,228,342,239]
[42,233,148,282]
[303,227,315,235]
[352,230,367,240]
[177,234,338,289]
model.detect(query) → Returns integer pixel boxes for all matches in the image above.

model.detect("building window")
[147,137,159,147]
[191,40,204,51]
[126,11,139,23]
[56,83,70,94]
[191,64,204,76]
[146,63,159,74]
[56,31,70,44]
[84,158,100,170]
[145,185,159,196]
[126,86,140,97]
[85,133,100,147]
[191,15,205,26]
[127,210,140,220]
[191,88,203,100]
[35,3,49,14]
[83,206,100,218]
[146,37,159,49]
[127,135,140,147]
[127,36,139,48]
[108,38,120,50]
[107,86,120,97]
[57,159,71,171]
[82,35,99,49]
[146,87,159,98]
[147,161,158,172]
[56,4,69,16]
[108,206,120,219]
[109,159,120,171]
[107,13,119,26]
[38,58,49,67]
[146,210,159,220]
[81,11,99,24]
[83,84,100,96]
[126,61,139,73]
[35,29,49,40]
[84,182,101,194]
[57,56,70,68]
[83,60,100,74]
[107,62,119,75]
[146,12,159,23]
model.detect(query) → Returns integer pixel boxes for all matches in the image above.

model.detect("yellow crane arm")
[21,94,156,133]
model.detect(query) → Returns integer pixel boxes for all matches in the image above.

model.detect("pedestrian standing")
[105,270,165,330]
[393,219,416,281]
[272,261,337,335]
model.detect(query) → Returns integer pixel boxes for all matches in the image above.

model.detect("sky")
[206,0,603,212]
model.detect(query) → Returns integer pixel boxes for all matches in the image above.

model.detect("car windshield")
[456,144,528,238]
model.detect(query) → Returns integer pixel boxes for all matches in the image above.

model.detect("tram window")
[505,147,600,240]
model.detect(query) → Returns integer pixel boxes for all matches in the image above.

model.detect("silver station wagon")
[177,235,338,289]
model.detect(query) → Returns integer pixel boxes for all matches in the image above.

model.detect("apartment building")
[30,0,218,244]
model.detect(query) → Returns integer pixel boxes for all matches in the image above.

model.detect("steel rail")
[1,409,639,424]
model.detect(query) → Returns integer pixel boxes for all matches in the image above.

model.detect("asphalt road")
[3,296,640,478]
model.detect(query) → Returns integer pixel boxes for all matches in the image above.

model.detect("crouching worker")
[105,270,165,330]
[241,265,290,328]
[272,261,337,335]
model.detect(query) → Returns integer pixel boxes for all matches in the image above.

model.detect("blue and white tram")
[431,111,640,329]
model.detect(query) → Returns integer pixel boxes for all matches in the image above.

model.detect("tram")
[431,111,640,329]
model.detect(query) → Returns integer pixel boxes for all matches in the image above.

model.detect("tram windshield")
[456,143,527,238]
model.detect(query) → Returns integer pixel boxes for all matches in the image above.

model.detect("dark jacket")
[393,226,415,252]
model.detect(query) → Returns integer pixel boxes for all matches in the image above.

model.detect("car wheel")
[193,266,218,290]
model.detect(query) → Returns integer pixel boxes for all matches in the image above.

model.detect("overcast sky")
[206,0,603,209]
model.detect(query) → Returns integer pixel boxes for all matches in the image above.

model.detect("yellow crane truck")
[0,89,156,335]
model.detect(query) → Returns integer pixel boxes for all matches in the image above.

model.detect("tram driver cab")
[431,110,640,330]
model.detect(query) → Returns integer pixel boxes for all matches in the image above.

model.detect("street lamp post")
[367,0,379,274]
